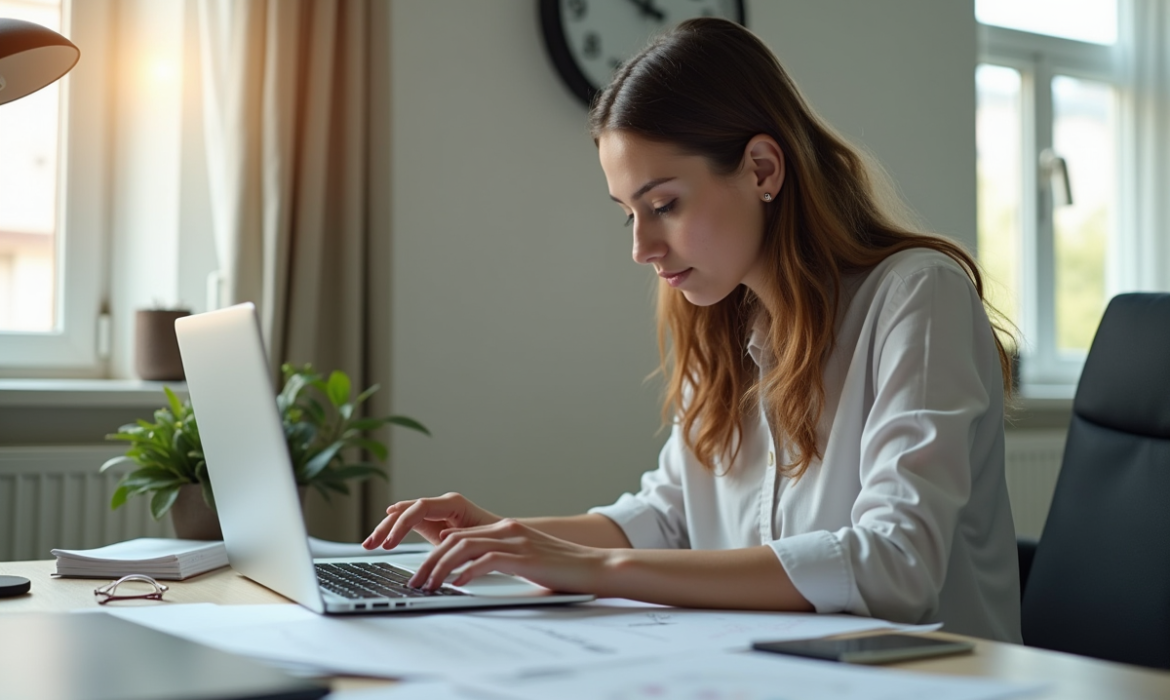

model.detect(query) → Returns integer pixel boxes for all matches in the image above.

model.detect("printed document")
[106,600,934,679]
[465,649,1045,700]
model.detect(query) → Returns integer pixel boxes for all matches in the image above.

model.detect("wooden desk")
[4,559,1170,699]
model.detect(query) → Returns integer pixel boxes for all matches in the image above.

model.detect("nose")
[631,220,666,266]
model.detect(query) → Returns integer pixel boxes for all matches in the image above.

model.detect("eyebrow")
[609,177,676,204]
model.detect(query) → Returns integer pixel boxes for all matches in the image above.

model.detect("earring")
[762,193,773,202]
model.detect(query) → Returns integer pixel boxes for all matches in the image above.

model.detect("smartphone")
[751,633,974,665]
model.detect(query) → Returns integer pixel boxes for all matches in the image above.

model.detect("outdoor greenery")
[101,366,429,520]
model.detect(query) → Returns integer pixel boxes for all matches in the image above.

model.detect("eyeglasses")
[94,574,169,605]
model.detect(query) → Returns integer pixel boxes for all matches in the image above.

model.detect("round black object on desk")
[0,575,31,597]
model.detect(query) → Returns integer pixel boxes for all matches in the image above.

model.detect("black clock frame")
[538,0,747,108]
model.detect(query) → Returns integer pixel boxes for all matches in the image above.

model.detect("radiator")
[1004,430,1066,539]
[0,446,173,562]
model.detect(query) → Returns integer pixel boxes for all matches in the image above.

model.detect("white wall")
[385,0,976,518]
[751,1,977,249]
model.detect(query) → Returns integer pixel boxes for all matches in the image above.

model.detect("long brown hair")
[589,18,1013,478]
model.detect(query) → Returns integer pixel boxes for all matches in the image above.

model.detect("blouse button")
[768,451,775,466]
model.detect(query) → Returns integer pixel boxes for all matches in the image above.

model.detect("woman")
[364,18,1021,643]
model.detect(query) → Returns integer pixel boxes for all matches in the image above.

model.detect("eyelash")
[623,200,677,227]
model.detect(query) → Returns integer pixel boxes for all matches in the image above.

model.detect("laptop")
[3,612,327,700]
[175,303,594,614]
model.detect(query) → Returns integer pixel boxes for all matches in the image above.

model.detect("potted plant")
[101,365,429,539]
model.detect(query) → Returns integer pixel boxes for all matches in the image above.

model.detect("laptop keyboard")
[316,562,468,600]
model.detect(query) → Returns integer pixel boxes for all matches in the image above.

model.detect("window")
[0,0,109,373]
[0,0,61,332]
[976,0,1129,388]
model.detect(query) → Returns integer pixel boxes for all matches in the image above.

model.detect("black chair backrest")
[1021,293,1170,669]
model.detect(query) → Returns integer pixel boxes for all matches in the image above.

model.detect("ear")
[743,135,785,200]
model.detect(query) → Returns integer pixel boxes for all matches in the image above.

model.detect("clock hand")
[626,0,667,22]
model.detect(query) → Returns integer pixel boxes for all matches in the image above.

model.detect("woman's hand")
[363,492,502,550]
[406,518,609,593]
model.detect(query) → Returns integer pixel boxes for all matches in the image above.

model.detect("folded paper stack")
[51,538,228,580]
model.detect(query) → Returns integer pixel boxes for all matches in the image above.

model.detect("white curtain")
[1122,0,1170,291]
[197,0,372,540]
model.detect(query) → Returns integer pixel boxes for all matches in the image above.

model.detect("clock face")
[540,0,746,106]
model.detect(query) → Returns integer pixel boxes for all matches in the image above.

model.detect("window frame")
[977,19,1127,389]
[0,0,110,376]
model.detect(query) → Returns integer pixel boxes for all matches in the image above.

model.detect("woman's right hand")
[362,492,502,550]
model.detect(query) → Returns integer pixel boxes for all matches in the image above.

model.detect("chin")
[681,288,734,307]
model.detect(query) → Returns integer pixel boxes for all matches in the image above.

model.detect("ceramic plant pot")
[170,483,222,540]
[135,309,191,380]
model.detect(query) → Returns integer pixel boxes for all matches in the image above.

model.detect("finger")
[407,528,469,587]
[411,517,526,589]
[437,517,523,542]
[452,551,523,587]
[422,538,523,591]
[407,518,523,585]
[363,501,416,548]
[408,525,514,588]
[381,499,436,549]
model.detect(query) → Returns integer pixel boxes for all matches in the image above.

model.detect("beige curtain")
[197,0,373,541]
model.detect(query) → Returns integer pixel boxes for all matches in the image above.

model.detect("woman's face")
[598,131,773,306]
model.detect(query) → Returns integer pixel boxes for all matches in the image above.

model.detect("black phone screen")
[751,633,974,665]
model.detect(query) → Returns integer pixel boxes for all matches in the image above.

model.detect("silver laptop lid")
[175,303,325,613]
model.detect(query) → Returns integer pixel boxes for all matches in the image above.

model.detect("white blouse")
[591,248,1022,642]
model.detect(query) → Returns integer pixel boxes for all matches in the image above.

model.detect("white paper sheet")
[328,681,487,700]
[105,601,935,680]
[463,650,1046,700]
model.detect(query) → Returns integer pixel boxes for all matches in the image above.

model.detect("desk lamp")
[0,16,79,597]
[0,17,79,105]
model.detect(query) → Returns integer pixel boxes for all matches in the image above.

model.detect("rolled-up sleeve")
[772,265,989,623]
[589,423,692,550]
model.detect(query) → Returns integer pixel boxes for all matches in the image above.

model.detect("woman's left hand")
[407,518,609,593]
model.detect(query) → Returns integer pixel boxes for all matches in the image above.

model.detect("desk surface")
[3,559,1169,699]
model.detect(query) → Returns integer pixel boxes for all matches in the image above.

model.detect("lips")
[658,268,692,287]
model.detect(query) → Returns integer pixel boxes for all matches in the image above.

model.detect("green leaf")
[198,471,216,510]
[320,464,387,482]
[120,467,186,488]
[164,386,184,418]
[302,397,327,425]
[339,403,353,421]
[303,441,345,481]
[149,486,181,520]
[110,485,129,510]
[348,437,388,461]
[105,432,142,442]
[388,415,431,436]
[277,372,309,414]
[322,480,350,495]
[354,384,380,405]
[173,429,194,474]
[99,455,136,473]
[326,371,351,408]
[284,422,317,450]
[346,417,390,432]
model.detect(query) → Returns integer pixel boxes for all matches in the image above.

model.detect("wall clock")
[539,0,746,107]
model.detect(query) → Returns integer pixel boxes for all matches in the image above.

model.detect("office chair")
[1019,293,1170,670]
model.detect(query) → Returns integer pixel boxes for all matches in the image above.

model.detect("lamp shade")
[0,17,80,106]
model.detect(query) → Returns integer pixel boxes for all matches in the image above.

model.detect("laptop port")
[355,603,367,610]
[394,602,406,608]
[372,602,390,610]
